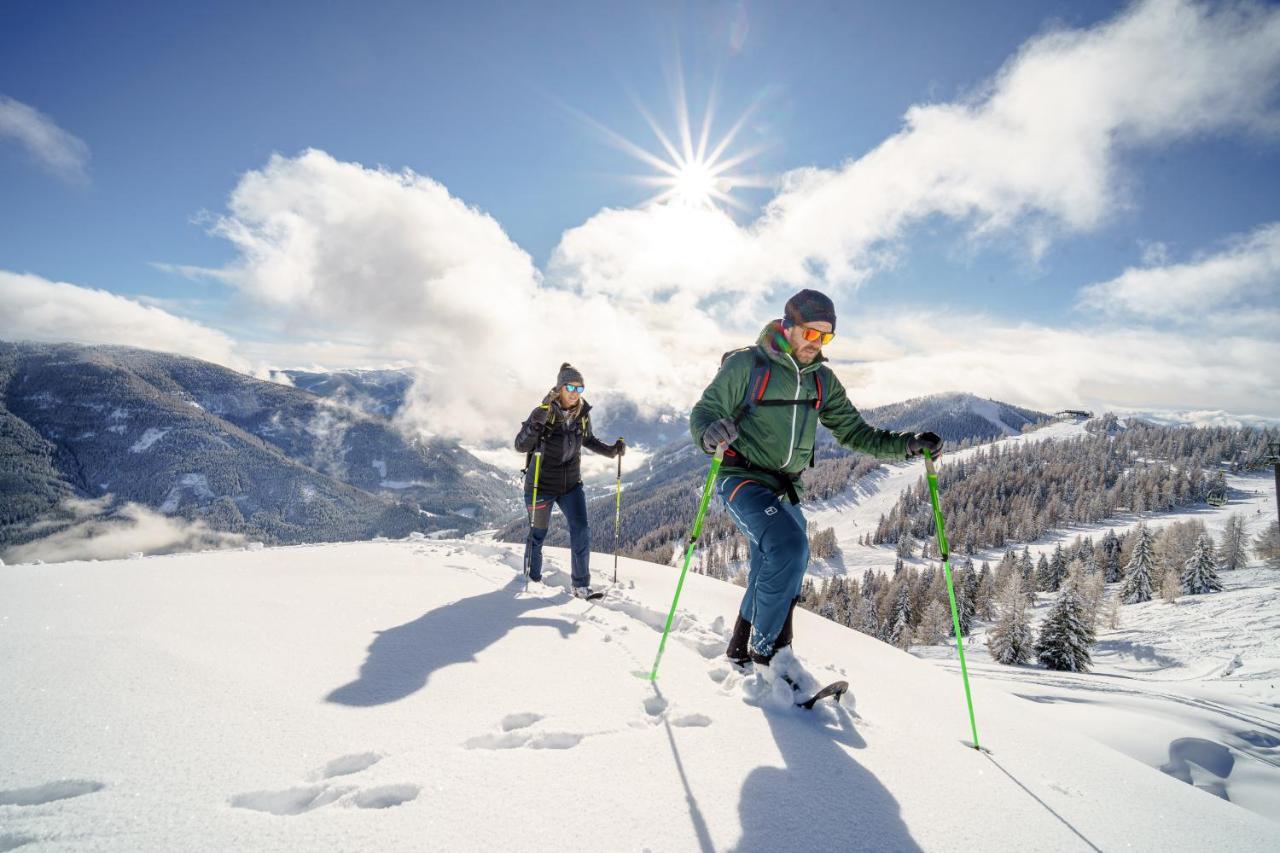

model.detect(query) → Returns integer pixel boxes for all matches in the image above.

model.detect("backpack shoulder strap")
[731,347,772,423]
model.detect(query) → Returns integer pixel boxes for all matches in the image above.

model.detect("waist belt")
[722,447,801,505]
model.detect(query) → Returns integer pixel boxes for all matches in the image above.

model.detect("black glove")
[700,418,738,453]
[613,439,626,457]
[906,431,943,458]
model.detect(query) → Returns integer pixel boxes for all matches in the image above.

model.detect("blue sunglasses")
[563,383,584,393]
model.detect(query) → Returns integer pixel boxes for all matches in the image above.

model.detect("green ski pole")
[923,449,981,750]
[613,438,623,585]
[524,448,544,594]
[649,443,725,681]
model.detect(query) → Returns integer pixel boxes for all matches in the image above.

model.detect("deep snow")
[3,537,1278,851]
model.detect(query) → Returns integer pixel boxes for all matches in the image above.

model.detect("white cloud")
[2,497,246,565]
[197,0,1280,437]
[0,270,249,371]
[0,94,90,183]
[1079,223,1280,321]
[209,149,747,444]
[834,311,1280,418]
[552,0,1280,299]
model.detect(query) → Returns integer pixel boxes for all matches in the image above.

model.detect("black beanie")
[784,289,836,332]
[556,362,584,387]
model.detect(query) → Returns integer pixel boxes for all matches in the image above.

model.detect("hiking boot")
[726,613,752,668]
[571,585,596,599]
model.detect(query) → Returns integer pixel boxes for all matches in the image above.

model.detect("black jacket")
[514,399,616,498]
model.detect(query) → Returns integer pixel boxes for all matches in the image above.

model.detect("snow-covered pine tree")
[976,562,996,620]
[1219,514,1247,571]
[1017,547,1035,590]
[915,600,950,646]
[948,564,976,637]
[1101,529,1123,582]
[855,597,879,637]
[1121,524,1156,604]
[1034,587,1096,672]
[1035,553,1051,592]
[1048,544,1068,591]
[987,573,1034,665]
[1206,469,1228,504]
[819,598,838,622]
[1181,532,1223,594]
[889,580,913,649]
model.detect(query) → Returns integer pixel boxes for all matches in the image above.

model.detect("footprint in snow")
[671,713,713,728]
[352,785,420,809]
[0,780,104,807]
[643,695,668,717]
[501,712,544,731]
[464,731,584,750]
[0,833,39,852]
[466,714,584,750]
[230,785,352,816]
[311,752,381,781]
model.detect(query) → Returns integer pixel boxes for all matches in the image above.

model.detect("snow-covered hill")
[3,538,1277,851]
[805,419,1093,575]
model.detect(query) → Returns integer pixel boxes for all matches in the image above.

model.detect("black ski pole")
[613,437,623,584]
[524,441,545,594]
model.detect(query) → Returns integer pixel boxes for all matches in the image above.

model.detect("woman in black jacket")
[514,363,624,596]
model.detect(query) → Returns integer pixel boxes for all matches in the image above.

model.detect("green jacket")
[689,321,911,494]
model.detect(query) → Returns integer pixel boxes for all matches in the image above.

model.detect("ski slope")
[804,419,1092,575]
[3,538,1278,851]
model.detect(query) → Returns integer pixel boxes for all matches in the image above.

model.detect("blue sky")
[2,0,1279,436]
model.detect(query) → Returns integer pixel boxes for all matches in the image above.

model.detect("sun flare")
[575,69,769,212]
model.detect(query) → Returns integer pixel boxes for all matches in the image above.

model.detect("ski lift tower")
[1269,441,1280,527]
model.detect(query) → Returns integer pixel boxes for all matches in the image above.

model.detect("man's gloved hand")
[906,431,943,458]
[701,418,739,453]
[613,438,626,457]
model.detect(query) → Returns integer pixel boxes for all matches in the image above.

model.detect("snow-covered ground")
[915,562,1280,824]
[4,539,1279,851]
[797,421,1280,823]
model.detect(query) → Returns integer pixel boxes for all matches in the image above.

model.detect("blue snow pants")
[523,483,591,588]
[716,474,809,658]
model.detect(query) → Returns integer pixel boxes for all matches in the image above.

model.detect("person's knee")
[765,522,807,563]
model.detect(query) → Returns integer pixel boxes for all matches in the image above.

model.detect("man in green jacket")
[689,289,942,668]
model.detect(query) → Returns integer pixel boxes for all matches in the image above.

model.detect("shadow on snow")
[325,575,576,707]
[734,703,922,853]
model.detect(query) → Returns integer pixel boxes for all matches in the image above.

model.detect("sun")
[571,68,770,212]
[672,159,717,206]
